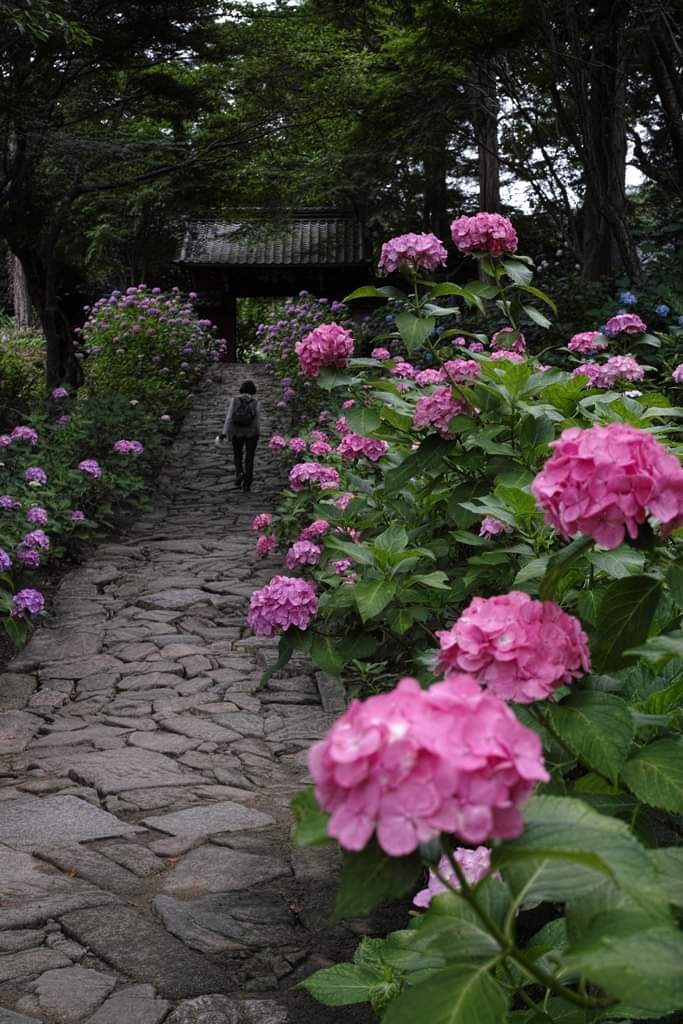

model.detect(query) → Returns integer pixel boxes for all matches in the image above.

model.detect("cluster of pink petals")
[310,440,332,456]
[573,356,645,389]
[247,575,318,636]
[532,422,683,548]
[333,558,353,574]
[335,415,349,435]
[295,322,354,378]
[391,362,415,379]
[309,430,328,443]
[289,437,307,454]
[300,519,330,541]
[568,330,608,354]
[10,426,39,445]
[378,232,448,274]
[450,213,518,257]
[268,435,286,450]
[491,327,526,354]
[335,492,354,510]
[336,526,362,542]
[252,513,273,532]
[413,387,472,436]
[113,439,144,455]
[286,540,321,569]
[437,592,590,704]
[479,516,513,538]
[441,359,481,384]
[78,459,101,478]
[673,364,683,384]
[413,846,491,908]
[489,350,526,364]
[309,674,548,856]
[255,535,277,558]
[372,347,391,360]
[415,369,443,387]
[605,313,647,336]
[337,432,388,462]
[288,462,340,492]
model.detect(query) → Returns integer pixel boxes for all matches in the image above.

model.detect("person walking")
[217,380,261,491]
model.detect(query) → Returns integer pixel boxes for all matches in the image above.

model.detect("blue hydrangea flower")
[599,324,610,335]
[655,304,670,316]
[678,315,683,326]
[385,314,394,322]
[619,291,637,305]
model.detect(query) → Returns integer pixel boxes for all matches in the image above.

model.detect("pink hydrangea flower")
[286,539,321,569]
[372,347,391,360]
[441,359,481,384]
[113,439,144,454]
[295,322,354,377]
[491,327,526,353]
[337,432,388,462]
[391,362,415,379]
[342,399,355,410]
[255,534,277,558]
[378,232,448,274]
[415,369,443,387]
[310,440,332,456]
[78,459,102,478]
[568,330,608,354]
[71,510,85,523]
[413,387,472,436]
[450,213,518,257]
[333,558,352,574]
[452,336,467,347]
[288,462,340,492]
[413,846,491,908]
[336,526,362,542]
[26,507,48,526]
[309,674,548,855]
[489,350,526,364]
[247,575,318,636]
[673,364,683,384]
[252,513,273,532]
[335,492,354,510]
[479,516,513,538]
[300,519,330,541]
[573,357,644,389]
[469,342,485,353]
[268,435,286,449]
[11,588,45,617]
[11,425,39,445]
[51,387,68,399]
[437,592,590,703]
[605,313,647,336]
[532,422,683,548]
[0,435,10,447]
[289,437,307,454]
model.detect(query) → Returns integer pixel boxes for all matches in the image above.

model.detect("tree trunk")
[14,248,77,387]
[10,254,34,326]
[474,60,500,213]
[648,19,683,193]
[423,131,449,239]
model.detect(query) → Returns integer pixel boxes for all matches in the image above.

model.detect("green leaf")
[517,282,558,313]
[620,738,683,813]
[522,304,552,328]
[542,377,587,417]
[495,483,538,522]
[298,962,380,1005]
[428,282,464,298]
[317,367,359,390]
[373,524,409,552]
[395,312,435,355]
[260,627,303,686]
[384,435,451,493]
[324,535,376,565]
[413,571,450,590]
[538,536,593,601]
[383,966,507,1024]
[591,575,662,672]
[652,848,683,909]
[290,786,330,848]
[560,911,683,1013]
[633,674,683,714]
[517,414,555,453]
[625,631,683,666]
[586,548,646,580]
[354,579,397,622]
[310,634,346,674]
[501,258,533,285]
[344,285,405,301]
[665,561,683,608]
[548,692,635,784]
[345,405,382,434]
[335,840,421,918]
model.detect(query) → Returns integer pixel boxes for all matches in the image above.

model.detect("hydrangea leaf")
[334,840,421,919]
[548,692,635,784]
[382,965,508,1024]
[620,738,683,814]
[590,575,662,671]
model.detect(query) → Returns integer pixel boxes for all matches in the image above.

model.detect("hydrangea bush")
[250,213,683,1021]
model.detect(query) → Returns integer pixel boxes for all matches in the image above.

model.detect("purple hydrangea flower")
[70,510,85,523]
[26,506,48,525]
[51,387,68,399]
[78,459,102,478]
[11,425,39,445]
[0,547,11,571]
[11,588,45,617]
[113,439,144,455]
[16,548,40,569]
[22,529,50,550]
[0,496,20,510]
[24,467,47,485]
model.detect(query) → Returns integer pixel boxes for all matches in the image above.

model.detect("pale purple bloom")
[24,467,47,485]
[0,547,11,571]
[413,847,492,908]
[113,439,144,455]
[71,510,86,523]
[0,496,20,510]
[22,529,50,550]
[11,588,45,617]
[11,425,39,445]
[16,548,40,568]
[51,387,68,399]
[479,516,513,538]
[78,459,102,478]
[26,507,48,526]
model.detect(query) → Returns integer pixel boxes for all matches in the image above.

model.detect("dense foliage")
[246,215,683,1021]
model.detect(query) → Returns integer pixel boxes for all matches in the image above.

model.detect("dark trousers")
[232,436,258,486]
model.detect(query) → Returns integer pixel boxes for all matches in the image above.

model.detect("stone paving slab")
[39,749,197,793]
[0,796,142,848]
[143,801,275,836]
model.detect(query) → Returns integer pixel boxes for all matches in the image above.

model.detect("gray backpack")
[232,395,257,427]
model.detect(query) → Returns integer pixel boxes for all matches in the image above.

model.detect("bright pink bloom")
[51,387,69,399]
[413,847,491,908]
[288,462,340,492]
[391,362,415,379]
[300,519,330,541]
[289,437,307,454]
[247,575,318,636]
[252,513,273,532]
[372,347,391,360]
[309,430,328,443]
[295,322,354,377]
[333,559,352,574]
[469,342,485,353]
[415,369,443,387]
[113,439,144,454]
[568,331,608,354]
[491,327,526,353]
[450,213,518,257]
[310,440,332,456]
[70,510,85,523]
[441,359,480,384]
[309,674,548,855]
[479,516,512,538]
[532,422,683,548]
[337,432,388,462]
[342,399,355,410]
[255,534,277,558]
[78,459,102,478]
[336,526,362,542]
[286,539,321,569]
[378,232,448,274]
[413,387,472,436]
[11,425,39,445]
[605,313,647,336]
[489,350,525,364]
[573,357,644,389]
[268,435,286,449]
[437,592,590,703]
[673,364,683,384]
[335,492,354,510]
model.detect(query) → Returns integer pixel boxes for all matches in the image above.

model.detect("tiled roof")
[177,213,368,267]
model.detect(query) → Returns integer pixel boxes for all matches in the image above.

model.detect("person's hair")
[239,380,256,395]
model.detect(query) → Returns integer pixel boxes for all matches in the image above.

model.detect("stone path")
[0,367,371,1024]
